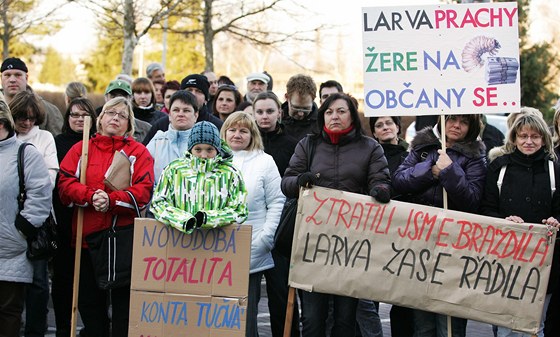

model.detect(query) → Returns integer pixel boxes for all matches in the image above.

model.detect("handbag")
[85,190,140,290]
[273,136,316,259]
[16,143,58,261]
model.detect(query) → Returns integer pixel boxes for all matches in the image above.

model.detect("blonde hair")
[0,92,14,132]
[220,111,264,151]
[65,82,87,105]
[97,97,135,137]
[504,112,556,160]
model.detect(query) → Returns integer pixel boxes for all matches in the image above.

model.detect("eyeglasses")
[69,112,90,119]
[517,134,542,142]
[104,110,129,120]
[16,116,36,122]
[289,101,312,115]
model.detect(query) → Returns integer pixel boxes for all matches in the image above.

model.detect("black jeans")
[25,259,50,337]
[267,250,300,337]
[51,239,75,337]
[78,249,130,337]
[0,280,26,337]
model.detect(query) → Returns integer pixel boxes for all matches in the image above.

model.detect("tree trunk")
[1,0,10,60]
[203,0,214,71]
[122,0,137,75]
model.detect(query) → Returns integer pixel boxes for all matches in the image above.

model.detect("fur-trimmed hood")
[411,126,485,159]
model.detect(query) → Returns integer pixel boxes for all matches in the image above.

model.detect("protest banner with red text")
[128,219,252,337]
[288,186,555,334]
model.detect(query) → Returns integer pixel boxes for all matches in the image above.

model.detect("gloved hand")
[297,172,317,188]
[370,185,391,203]
[195,211,207,228]
[183,218,196,233]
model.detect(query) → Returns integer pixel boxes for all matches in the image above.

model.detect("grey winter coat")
[0,134,52,283]
[393,127,487,213]
[281,131,391,199]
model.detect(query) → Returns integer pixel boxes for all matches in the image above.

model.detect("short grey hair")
[146,63,164,78]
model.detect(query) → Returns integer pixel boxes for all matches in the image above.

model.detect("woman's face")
[134,90,152,107]
[164,89,177,110]
[100,103,129,137]
[324,99,353,132]
[169,100,198,131]
[373,117,399,144]
[254,98,280,132]
[14,111,36,135]
[154,83,164,104]
[515,125,543,156]
[68,105,90,133]
[445,115,469,144]
[226,124,251,151]
[216,91,237,115]
[191,143,218,159]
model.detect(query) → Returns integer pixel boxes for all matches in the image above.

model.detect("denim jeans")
[496,294,552,337]
[301,290,358,337]
[25,259,50,337]
[356,299,383,337]
[413,310,466,337]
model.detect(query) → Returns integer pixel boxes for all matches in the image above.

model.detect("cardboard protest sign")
[288,186,555,334]
[362,2,520,116]
[129,219,251,336]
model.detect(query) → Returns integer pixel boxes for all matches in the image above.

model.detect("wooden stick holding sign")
[70,116,91,337]
[283,287,296,337]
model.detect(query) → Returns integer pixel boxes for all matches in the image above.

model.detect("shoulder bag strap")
[17,143,35,211]
[125,190,141,218]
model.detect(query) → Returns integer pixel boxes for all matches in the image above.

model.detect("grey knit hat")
[188,121,221,152]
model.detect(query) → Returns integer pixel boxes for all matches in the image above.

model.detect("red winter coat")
[58,133,154,247]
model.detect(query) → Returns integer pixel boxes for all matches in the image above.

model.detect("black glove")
[297,172,317,188]
[195,211,207,229]
[370,185,391,203]
[183,217,196,233]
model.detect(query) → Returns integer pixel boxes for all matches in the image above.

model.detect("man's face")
[246,80,267,101]
[185,87,206,109]
[149,69,165,82]
[320,86,340,105]
[287,92,313,120]
[105,90,130,102]
[1,69,28,98]
[204,72,218,97]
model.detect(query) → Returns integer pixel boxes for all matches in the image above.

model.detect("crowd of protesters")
[1,56,560,337]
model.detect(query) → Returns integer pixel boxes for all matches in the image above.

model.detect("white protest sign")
[362,2,520,116]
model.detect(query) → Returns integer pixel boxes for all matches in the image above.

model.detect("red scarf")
[323,125,354,144]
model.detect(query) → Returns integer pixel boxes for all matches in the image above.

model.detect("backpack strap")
[497,165,507,196]
[549,160,555,197]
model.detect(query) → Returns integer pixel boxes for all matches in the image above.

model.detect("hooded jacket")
[58,133,154,247]
[151,148,248,234]
[0,134,52,283]
[393,126,487,213]
[232,149,285,273]
[281,130,391,199]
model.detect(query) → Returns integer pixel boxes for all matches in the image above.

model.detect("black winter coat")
[281,101,318,142]
[480,148,560,294]
[260,123,298,177]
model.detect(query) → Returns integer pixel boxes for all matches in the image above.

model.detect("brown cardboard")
[288,186,555,334]
[131,219,251,298]
[129,290,246,337]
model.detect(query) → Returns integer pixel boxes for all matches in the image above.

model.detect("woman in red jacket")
[58,96,154,337]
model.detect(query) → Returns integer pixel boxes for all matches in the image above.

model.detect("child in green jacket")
[151,121,248,233]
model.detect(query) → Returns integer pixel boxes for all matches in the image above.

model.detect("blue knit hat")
[188,121,221,152]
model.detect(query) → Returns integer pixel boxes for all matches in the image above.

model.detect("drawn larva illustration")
[461,36,501,72]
